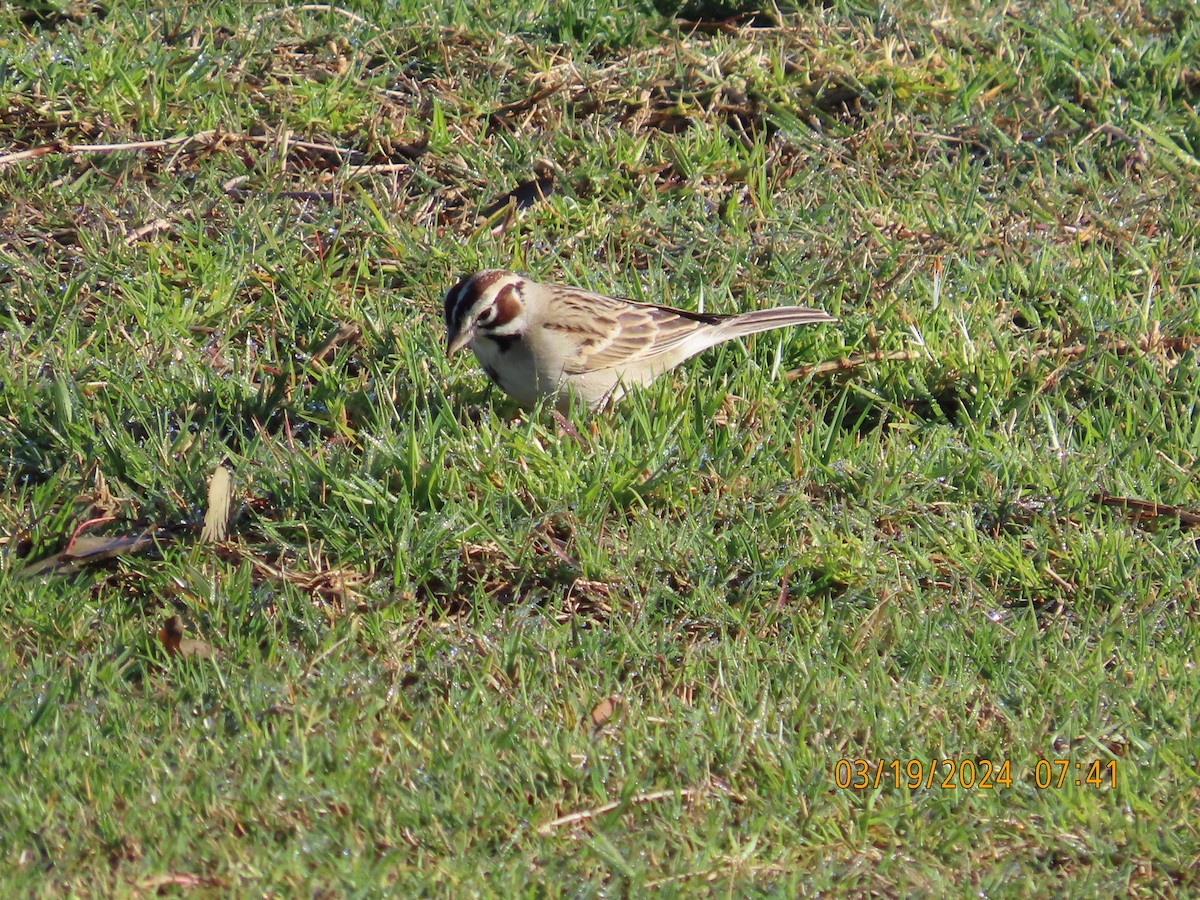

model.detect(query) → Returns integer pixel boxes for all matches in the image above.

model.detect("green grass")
[2,0,1199,894]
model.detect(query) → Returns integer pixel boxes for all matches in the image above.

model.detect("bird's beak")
[446,323,476,358]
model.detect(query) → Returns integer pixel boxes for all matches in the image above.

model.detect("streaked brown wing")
[541,285,727,375]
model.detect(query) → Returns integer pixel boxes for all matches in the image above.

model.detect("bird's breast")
[471,335,542,408]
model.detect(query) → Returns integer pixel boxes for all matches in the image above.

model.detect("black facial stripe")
[482,316,523,332]
[444,280,473,329]
[445,271,525,342]
[482,333,519,354]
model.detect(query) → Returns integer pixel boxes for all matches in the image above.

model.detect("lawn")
[2,0,1199,894]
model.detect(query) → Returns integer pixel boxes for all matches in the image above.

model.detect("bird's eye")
[477,306,497,326]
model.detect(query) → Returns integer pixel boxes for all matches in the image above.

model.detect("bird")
[443,269,836,411]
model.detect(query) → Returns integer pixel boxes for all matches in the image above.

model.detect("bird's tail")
[717,305,837,340]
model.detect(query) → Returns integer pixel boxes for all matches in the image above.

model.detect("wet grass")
[2,0,1199,894]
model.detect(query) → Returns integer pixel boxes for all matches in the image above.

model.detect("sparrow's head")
[444,269,528,357]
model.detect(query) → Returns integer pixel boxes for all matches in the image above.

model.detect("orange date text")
[833,758,1119,790]
[834,758,1012,790]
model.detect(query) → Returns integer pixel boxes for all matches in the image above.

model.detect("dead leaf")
[480,175,555,235]
[589,695,622,729]
[489,84,564,121]
[21,526,169,577]
[158,615,216,659]
[310,322,363,367]
[137,872,224,890]
[480,175,555,218]
[64,532,152,559]
[758,566,790,638]
[200,464,233,543]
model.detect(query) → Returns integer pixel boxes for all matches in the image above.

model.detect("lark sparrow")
[444,269,836,410]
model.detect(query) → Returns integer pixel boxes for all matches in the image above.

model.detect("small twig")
[1032,330,1200,393]
[0,137,196,169]
[125,207,196,245]
[536,788,698,835]
[490,83,565,120]
[344,163,414,177]
[0,132,360,171]
[0,146,56,167]
[911,130,972,145]
[1092,491,1200,529]
[74,137,202,153]
[124,218,173,245]
[1043,564,1076,594]
[252,4,378,28]
[1025,333,1199,363]
[268,136,358,156]
[1088,123,1141,148]
[785,348,923,380]
[1027,343,1088,362]
[227,188,341,202]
